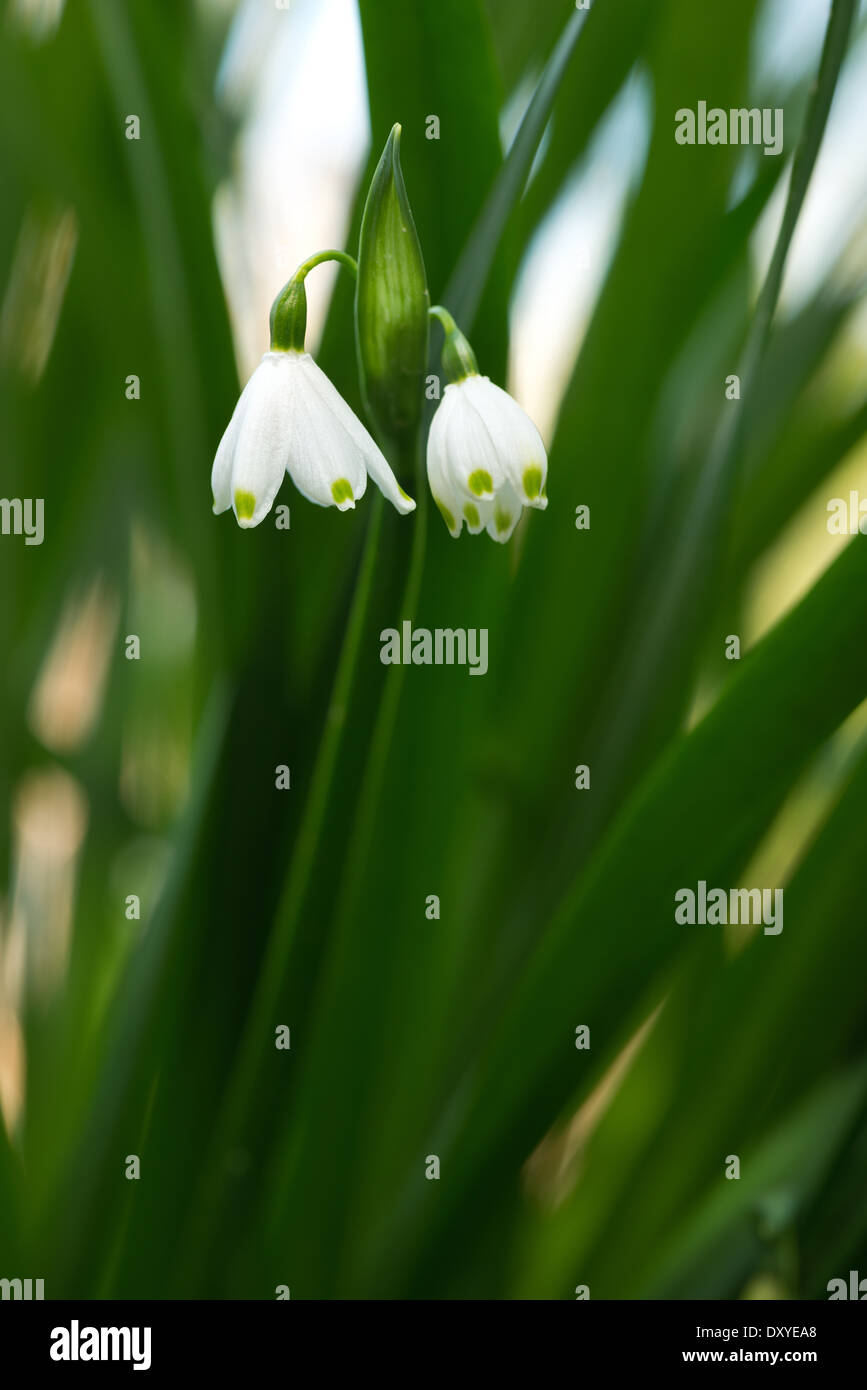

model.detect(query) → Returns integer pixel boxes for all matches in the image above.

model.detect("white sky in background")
[214,0,368,378]
[214,0,867,433]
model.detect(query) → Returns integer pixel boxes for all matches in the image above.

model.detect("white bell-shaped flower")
[426,309,547,542]
[212,350,415,528]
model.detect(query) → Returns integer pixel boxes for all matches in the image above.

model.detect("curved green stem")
[271,251,359,349]
[297,249,358,279]
[428,304,458,335]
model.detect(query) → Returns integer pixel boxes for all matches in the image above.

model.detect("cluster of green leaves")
[1,0,866,1299]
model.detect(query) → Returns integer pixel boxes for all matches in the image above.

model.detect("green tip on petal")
[468,469,493,497]
[523,466,543,500]
[331,478,355,507]
[463,503,480,527]
[435,499,456,533]
[234,489,256,521]
[494,508,512,534]
[398,485,413,502]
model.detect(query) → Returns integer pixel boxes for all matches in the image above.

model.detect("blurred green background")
[1,0,867,1299]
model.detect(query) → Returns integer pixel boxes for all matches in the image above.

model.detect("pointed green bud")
[355,124,429,445]
[430,305,479,383]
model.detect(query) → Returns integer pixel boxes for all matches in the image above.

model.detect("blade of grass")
[380,531,867,1295]
[521,733,867,1296]
[558,0,859,850]
[442,2,590,331]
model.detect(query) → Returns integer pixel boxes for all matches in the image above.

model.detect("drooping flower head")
[426,306,547,542]
[211,251,415,529]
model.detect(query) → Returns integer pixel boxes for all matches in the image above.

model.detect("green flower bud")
[270,276,308,353]
[355,124,429,446]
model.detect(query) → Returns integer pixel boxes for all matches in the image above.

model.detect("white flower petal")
[426,405,466,536]
[441,380,504,502]
[296,355,414,515]
[461,375,548,508]
[211,385,251,515]
[228,353,295,528]
[286,357,367,511]
[362,447,417,515]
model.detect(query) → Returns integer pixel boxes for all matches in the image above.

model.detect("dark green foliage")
[0,0,864,1300]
